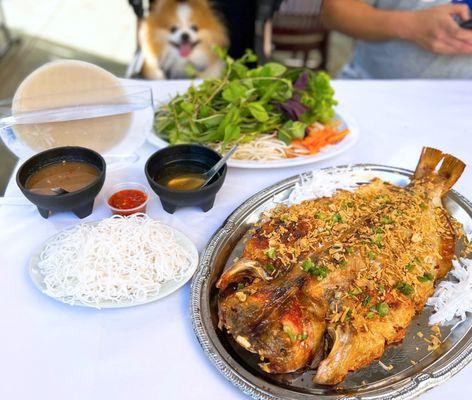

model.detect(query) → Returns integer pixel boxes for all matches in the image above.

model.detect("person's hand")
[404,3,472,54]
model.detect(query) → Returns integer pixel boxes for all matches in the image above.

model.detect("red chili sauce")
[108,189,147,216]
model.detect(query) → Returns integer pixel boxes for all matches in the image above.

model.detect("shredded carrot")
[289,122,350,156]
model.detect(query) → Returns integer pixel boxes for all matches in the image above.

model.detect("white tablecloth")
[1,80,471,400]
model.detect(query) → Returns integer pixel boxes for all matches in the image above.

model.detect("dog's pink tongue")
[179,42,193,58]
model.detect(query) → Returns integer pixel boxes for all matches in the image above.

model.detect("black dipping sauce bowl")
[145,144,227,213]
[16,146,106,219]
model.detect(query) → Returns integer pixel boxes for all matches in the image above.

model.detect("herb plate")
[148,108,359,169]
[190,164,472,399]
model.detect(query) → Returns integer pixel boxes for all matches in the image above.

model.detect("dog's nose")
[181,32,190,43]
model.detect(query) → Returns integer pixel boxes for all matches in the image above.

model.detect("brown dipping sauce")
[26,160,100,195]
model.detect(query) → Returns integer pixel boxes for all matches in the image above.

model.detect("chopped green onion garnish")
[381,216,393,225]
[378,283,385,295]
[348,287,363,296]
[283,325,297,343]
[376,302,389,317]
[375,234,383,248]
[266,248,276,260]
[313,266,328,279]
[417,272,434,282]
[297,333,308,341]
[345,308,352,321]
[301,259,328,278]
[395,281,413,296]
[301,259,314,271]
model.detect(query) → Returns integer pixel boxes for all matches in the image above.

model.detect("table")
[1,80,471,400]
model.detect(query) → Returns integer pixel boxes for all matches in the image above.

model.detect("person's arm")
[322,0,472,54]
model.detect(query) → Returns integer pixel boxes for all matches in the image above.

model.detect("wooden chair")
[268,0,328,70]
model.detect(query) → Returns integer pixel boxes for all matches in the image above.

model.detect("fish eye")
[190,24,199,32]
[170,25,178,33]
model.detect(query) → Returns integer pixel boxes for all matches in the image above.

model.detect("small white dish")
[106,181,150,216]
[29,220,199,309]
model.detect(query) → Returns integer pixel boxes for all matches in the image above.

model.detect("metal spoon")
[50,187,69,195]
[27,187,69,195]
[201,145,238,187]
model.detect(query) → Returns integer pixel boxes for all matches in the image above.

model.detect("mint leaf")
[224,124,241,143]
[278,121,307,144]
[262,62,287,77]
[222,81,247,103]
[248,102,269,122]
[200,114,225,128]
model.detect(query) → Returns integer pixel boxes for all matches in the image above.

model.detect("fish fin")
[413,147,444,180]
[438,154,465,193]
[313,326,353,385]
[216,259,271,291]
[314,325,385,385]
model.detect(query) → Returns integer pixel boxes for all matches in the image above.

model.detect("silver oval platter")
[190,164,472,400]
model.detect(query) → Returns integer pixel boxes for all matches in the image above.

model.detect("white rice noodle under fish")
[428,258,472,326]
[288,167,375,205]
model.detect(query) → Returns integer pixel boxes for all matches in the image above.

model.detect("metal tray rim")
[190,163,472,400]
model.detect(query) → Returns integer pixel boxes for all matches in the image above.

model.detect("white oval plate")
[29,220,199,309]
[148,107,360,169]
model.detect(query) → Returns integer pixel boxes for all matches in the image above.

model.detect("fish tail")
[438,154,465,193]
[413,147,444,179]
[413,147,465,196]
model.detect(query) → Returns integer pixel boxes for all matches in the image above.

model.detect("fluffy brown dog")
[139,0,228,79]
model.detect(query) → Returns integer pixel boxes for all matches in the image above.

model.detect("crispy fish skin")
[217,147,465,385]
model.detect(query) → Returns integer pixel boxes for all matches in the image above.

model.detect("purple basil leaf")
[277,71,310,120]
[278,97,309,121]
[294,72,309,91]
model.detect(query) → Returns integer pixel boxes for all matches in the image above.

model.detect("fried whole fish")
[216,147,465,385]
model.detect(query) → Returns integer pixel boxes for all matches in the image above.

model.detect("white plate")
[148,107,360,169]
[29,220,199,309]
[0,85,154,161]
